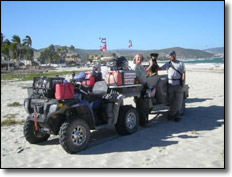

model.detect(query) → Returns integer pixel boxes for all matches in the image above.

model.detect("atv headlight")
[49,104,58,114]
[24,99,30,114]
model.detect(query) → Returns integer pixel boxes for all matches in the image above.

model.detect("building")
[88,53,115,61]
[65,53,81,63]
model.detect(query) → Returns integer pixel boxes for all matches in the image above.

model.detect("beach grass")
[1,114,25,126]
[7,102,22,107]
[1,119,24,126]
[1,70,85,81]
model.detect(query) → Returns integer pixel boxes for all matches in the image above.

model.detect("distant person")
[133,54,152,126]
[159,51,186,122]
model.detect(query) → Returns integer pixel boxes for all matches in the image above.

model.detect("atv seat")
[91,81,108,96]
[81,81,108,102]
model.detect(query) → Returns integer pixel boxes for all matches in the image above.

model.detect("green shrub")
[3,114,17,119]
[1,119,24,126]
[1,114,24,126]
[1,70,89,81]
[7,102,22,107]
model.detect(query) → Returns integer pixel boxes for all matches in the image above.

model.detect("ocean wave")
[186,63,224,68]
[130,58,224,68]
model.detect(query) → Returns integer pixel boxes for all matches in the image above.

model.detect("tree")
[21,35,34,65]
[38,50,47,64]
[1,34,35,68]
[9,42,18,60]
[57,46,68,63]
[61,46,68,60]
[11,35,22,67]
[23,35,34,65]
[23,35,32,47]
[53,53,60,64]
[1,39,11,70]
[1,33,4,43]
[69,45,75,51]
[48,45,56,63]
[25,48,34,65]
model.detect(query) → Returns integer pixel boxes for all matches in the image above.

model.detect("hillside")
[204,47,224,54]
[75,47,214,59]
[35,46,216,60]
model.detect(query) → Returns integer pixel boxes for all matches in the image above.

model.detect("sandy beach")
[1,65,224,168]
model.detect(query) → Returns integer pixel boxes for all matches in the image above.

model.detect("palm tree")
[1,39,13,71]
[23,35,33,65]
[48,44,56,63]
[69,45,75,51]
[57,46,68,64]
[11,35,22,67]
[23,35,32,47]
[61,46,68,59]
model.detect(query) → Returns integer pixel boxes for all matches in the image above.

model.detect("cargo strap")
[168,61,183,81]
[34,112,38,131]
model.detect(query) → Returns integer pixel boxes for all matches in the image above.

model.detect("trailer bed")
[108,84,143,98]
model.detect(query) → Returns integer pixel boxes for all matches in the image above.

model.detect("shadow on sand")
[38,103,224,155]
[77,104,224,155]
[185,98,213,103]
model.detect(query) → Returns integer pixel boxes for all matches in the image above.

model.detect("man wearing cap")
[159,51,186,122]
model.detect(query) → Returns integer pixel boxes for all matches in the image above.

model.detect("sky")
[1,1,224,50]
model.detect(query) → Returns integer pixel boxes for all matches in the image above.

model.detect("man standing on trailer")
[159,51,186,122]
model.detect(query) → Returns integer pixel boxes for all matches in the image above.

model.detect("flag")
[99,37,106,44]
[100,43,107,52]
[128,40,132,48]
[99,37,107,52]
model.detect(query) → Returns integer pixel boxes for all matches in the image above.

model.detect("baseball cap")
[169,51,176,57]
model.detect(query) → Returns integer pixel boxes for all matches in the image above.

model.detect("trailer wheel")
[115,105,139,135]
[179,97,186,116]
[23,116,50,144]
[59,118,90,154]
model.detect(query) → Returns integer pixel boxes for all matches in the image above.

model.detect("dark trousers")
[134,96,151,125]
[168,84,183,118]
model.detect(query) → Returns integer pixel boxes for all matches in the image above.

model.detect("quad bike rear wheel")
[115,105,139,135]
[23,116,50,144]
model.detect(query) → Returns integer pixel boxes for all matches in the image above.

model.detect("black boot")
[140,117,148,127]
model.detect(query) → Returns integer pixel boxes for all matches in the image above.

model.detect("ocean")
[157,57,224,68]
[128,57,224,69]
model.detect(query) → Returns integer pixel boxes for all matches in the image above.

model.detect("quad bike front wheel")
[23,116,50,144]
[59,118,90,154]
[115,105,139,135]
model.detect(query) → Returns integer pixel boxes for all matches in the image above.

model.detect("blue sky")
[1,1,224,50]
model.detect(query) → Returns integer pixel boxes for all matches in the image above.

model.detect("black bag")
[179,76,183,87]
[91,71,102,82]
[33,77,64,98]
[110,56,130,70]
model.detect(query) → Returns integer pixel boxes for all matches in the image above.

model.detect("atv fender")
[66,104,95,129]
[112,95,125,125]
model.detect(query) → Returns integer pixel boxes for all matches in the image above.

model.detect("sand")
[1,65,225,168]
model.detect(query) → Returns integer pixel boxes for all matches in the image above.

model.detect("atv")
[23,74,142,154]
